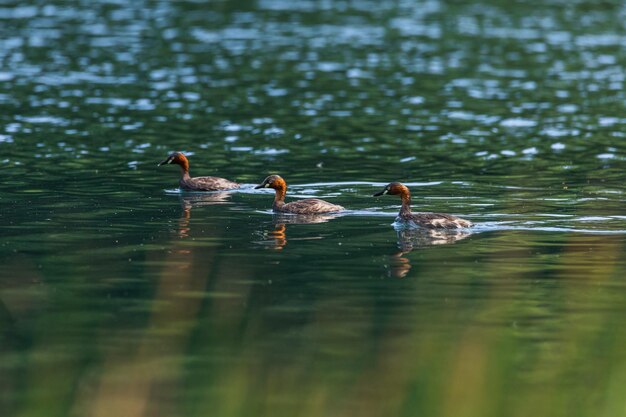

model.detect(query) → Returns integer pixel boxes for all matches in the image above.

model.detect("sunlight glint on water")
[2,1,626,417]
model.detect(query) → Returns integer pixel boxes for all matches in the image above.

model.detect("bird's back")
[181,176,240,191]
[278,198,344,214]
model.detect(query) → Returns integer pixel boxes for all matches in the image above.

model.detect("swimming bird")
[374,182,472,229]
[158,152,240,191]
[255,175,344,214]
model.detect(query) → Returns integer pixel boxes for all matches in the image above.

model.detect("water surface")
[2,1,626,416]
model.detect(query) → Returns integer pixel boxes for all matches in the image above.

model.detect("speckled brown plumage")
[374,182,472,229]
[255,175,344,214]
[158,152,240,191]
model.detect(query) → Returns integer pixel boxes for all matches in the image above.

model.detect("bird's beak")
[373,189,387,197]
[158,158,171,166]
[255,181,272,189]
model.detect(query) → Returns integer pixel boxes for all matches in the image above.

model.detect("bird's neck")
[179,164,190,180]
[273,187,286,209]
[399,192,412,215]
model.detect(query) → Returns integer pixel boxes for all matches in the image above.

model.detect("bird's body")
[255,175,344,214]
[276,198,344,214]
[178,174,239,192]
[374,182,472,229]
[158,152,240,191]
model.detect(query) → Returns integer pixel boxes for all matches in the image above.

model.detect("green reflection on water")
[2,0,626,416]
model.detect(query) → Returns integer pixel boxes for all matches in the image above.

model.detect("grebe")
[374,182,472,229]
[158,152,240,191]
[255,175,344,214]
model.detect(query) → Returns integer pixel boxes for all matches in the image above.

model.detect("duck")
[255,175,344,214]
[373,182,472,229]
[158,152,240,191]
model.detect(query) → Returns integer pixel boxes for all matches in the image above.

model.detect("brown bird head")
[158,152,189,171]
[373,182,409,197]
[255,175,287,191]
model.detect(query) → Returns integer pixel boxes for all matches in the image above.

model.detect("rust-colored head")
[255,175,287,191]
[373,182,410,198]
[158,152,189,171]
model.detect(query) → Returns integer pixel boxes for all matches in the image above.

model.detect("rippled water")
[2,1,626,416]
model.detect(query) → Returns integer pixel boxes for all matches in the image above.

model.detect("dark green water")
[2,1,626,416]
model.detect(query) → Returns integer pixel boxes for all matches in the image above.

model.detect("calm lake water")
[2,1,626,416]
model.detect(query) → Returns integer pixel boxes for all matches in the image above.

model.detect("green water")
[2,1,626,416]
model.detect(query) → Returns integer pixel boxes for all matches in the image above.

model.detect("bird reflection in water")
[256,213,341,250]
[387,228,471,278]
[177,192,232,238]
